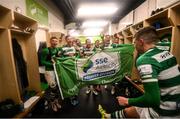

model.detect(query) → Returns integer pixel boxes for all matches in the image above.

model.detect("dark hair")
[114,33,118,38]
[60,34,65,39]
[65,35,70,40]
[134,26,159,43]
[50,36,58,40]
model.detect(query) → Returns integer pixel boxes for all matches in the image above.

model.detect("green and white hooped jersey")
[79,46,84,53]
[136,47,180,116]
[104,43,112,49]
[156,41,171,51]
[94,47,101,52]
[83,47,94,57]
[62,46,76,57]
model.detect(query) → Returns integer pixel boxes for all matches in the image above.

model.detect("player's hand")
[116,96,129,106]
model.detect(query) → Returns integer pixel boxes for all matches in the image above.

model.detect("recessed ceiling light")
[77,3,118,18]
[83,28,103,36]
[71,31,79,37]
[82,20,109,28]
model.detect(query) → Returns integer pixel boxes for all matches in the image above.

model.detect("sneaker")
[51,102,58,112]
[111,86,115,95]
[56,103,61,109]
[98,104,108,119]
[54,99,61,109]
[93,90,98,95]
[86,89,91,94]
[44,100,48,110]
[104,85,107,89]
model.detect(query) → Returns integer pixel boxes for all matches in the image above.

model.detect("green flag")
[55,44,134,98]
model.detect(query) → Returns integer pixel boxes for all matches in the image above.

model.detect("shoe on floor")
[44,100,48,110]
[51,102,58,112]
[104,85,107,89]
[55,100,61,109]
[93,90,98,95]
[86,89,91,94]
[98,104,109,119]
[111,87,115,95]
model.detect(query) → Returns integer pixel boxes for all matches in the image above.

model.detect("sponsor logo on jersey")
[153,51,173,62]
[138,64,153,75]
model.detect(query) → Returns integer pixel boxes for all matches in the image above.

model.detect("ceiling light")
[69,29,75,34]
[82,20,109,28]
[71,32,80,37]
[68,30,80,37]
[83,28,103,36]
[77,3,118,18]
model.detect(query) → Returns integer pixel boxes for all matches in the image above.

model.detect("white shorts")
[135,107,159,119]
[45,70,56,88]
[135,107,180,119]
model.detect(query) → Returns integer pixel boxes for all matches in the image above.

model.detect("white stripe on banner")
[160,101,177,110]
[161,85,180,96]
[152,51,173,63]
[142,79,158,83]
[158,65,180,80]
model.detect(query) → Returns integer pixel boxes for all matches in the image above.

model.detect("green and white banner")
[76,51,120,83]
[54,44,134,98]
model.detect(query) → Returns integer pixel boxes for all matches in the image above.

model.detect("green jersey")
[76,46,84,58]
[103,43,112,49]
[41,47,60,70]
[156,41,171,51]
[93,45,101,52]
[61,45,76,57]
[83,46,94,57]
[129,47,180,116]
